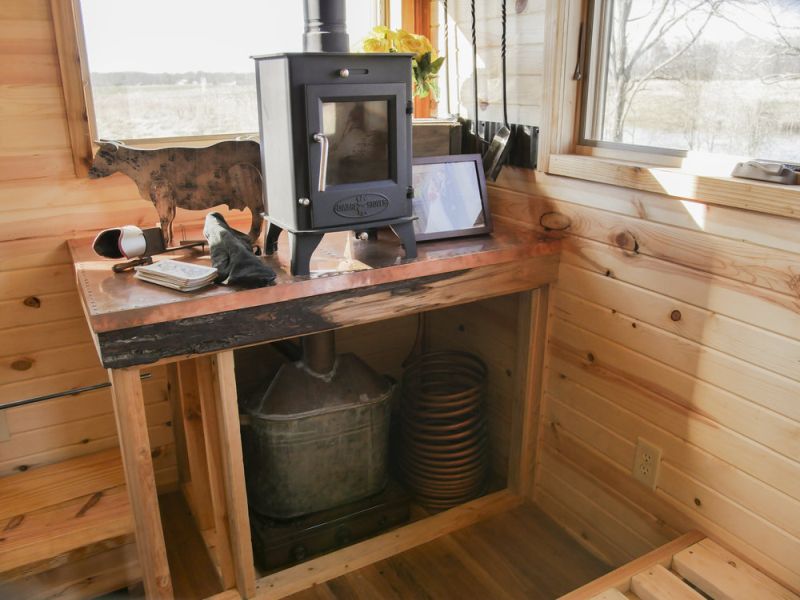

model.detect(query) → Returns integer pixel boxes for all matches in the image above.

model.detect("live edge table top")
[69,222,560,369]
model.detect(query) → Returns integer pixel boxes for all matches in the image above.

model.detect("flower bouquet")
[360,27,445,100]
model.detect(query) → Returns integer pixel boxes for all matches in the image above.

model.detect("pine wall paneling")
[0,0,253,490]
[488,167,800,594]
[432,0,545,125]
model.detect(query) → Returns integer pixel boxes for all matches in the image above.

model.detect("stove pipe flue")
[303,0,350,53]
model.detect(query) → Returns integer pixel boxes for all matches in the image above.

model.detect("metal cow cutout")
[88,140,264,245]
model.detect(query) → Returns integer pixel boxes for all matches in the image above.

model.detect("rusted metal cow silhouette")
[88,140,264,245]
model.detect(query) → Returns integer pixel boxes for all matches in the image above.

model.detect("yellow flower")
[394,30,423,56]
[362,36,391,53]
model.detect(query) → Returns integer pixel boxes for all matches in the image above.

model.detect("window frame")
[52,0,400,177]
[538,0,800,220]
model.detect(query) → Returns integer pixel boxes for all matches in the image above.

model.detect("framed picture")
[411,154,493,241]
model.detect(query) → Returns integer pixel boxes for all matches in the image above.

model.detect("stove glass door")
[306,83,411,229]
[321,99,390,186]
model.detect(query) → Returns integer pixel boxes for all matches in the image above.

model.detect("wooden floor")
[284,502,610,600]
[150,493,609,599]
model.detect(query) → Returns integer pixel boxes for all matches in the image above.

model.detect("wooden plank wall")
[489,168,800,593]
[0,0,250,487]
[427,295,521,480]
[431,0,544,125]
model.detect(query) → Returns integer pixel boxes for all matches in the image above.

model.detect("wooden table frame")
[70,226,560,599]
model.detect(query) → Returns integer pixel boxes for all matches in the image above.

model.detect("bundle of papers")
[134,259,217,292]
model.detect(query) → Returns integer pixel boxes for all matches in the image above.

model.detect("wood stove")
[253,0,417,276]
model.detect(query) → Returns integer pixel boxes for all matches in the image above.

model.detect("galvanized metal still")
[240,333,393,519]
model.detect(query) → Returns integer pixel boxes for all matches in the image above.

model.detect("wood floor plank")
[672,539,799,600]
[284,500,610,600]
[630,565,703,600]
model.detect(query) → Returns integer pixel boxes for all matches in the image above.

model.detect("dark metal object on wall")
[398,350,489,511]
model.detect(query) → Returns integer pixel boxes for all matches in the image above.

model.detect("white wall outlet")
[632,437,662,489]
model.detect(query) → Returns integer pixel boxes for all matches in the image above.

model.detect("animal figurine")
[88,140,264,245]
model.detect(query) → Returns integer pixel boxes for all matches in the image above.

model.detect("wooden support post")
[211,351,256,599]
[108,367,173,599]
[195,357,237,590]
[166,364,190,485]
[176,360,216,532]
[508,287,550,497]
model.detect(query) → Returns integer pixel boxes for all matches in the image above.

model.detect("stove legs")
[390,220,417,260]
[264,221,283,255]
[289,231,324,276]
[264,219,416,276]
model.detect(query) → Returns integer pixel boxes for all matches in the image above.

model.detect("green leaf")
[430,56,445,72]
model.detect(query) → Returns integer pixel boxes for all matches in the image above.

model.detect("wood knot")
[614,230,639,253]
[4,515,24,531]
[694,497,702,507]
[76,492,103,517]
[586,352,595,363]
[23,296,41,308]
[539,211,572,232]
[670,310,682,322]
[11,358,33,371]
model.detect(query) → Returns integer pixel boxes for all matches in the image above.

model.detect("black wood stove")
[253,0,417,276]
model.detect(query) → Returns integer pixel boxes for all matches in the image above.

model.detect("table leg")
[211,351,256,598]
[109,367,174,599]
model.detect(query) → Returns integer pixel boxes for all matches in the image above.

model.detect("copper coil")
[402,429,487,453]
[400,410,484,433]
[400,350,489,511]
[403,438,487,464]
[400,461,486,484]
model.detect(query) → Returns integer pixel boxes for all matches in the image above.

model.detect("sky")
[81,0,379,73]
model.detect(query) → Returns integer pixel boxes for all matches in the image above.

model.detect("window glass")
[80,0,379,140]
[587,0,800,162]
[322,100,390,185]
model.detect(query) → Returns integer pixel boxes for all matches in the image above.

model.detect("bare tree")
[607,0,723,142]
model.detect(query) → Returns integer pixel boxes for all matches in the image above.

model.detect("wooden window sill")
[548,154,800,220]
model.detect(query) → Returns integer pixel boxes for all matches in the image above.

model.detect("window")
[581,0,800,163]
[78,0,383,141]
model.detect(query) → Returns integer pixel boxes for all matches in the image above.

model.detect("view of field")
[594,0,800,163]
[611,78,800,162]
[92,74,259,140]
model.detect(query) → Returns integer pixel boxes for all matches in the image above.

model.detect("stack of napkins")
[134,259,217,292]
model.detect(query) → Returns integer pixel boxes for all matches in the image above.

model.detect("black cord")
[502,0,508,127]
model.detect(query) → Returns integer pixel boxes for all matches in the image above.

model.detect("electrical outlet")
[632,437,662,489]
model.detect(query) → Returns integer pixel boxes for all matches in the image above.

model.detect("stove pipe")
[303,0,350,53]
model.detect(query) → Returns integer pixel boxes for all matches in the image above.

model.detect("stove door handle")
[313,133,329,192]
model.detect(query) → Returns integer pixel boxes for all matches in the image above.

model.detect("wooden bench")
[560,531,799,600]
[0,449,139,597]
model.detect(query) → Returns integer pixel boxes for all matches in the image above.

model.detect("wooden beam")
[254,490,523,599]
[195,356,237,590]
[507,287,550,497]
[49,0,94,177]
[108,367,173,599]
[211,351,256,599]
[549,154,800,220]
[403,0,434,118]
[538,0,583,171]
[557,531,705,598]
